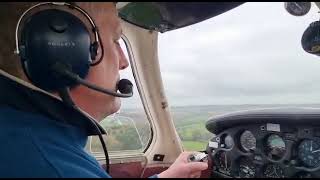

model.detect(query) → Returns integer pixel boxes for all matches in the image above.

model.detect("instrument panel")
[205,108,320,178]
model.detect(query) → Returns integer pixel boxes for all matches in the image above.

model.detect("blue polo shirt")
[0,74,159,178]
[0,106,111,178]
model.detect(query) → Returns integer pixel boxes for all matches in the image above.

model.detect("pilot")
[0,2,208,178]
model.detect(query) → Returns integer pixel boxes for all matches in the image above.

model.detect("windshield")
[158,2,320,150]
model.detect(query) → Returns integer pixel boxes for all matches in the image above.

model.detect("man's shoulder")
[0,108,60,177]
[0,106,111,178]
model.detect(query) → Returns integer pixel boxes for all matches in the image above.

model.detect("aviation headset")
[14,2,134,173]
[14,2,133,97]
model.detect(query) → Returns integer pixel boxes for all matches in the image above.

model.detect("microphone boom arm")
[53,64,133,98]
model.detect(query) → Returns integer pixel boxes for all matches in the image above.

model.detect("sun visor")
[117,2,245,33]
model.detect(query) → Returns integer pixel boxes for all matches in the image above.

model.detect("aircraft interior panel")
[206,108,320,178]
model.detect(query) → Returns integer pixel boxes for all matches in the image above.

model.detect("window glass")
[86,38,152,153]
[158,2,320,151]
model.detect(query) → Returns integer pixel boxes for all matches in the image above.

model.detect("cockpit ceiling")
[117,2,245,33]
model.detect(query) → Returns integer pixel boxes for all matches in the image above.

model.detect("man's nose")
[119,50,129,70]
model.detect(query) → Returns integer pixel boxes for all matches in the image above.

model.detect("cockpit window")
[158,2,320,151]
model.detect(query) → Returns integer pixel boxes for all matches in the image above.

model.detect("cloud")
[157,2,320,106]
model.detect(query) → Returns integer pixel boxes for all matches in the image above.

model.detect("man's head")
[70,2,129,120]
[0,2,129,121]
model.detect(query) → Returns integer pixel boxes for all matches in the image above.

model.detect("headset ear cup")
[90,41,98,61]
[20,57,33,83]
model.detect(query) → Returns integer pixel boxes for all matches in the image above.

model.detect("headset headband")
[14,2,99,55]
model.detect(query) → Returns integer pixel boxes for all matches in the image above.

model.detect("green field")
[182,141,207,151]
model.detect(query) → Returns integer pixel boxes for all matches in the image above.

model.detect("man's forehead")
[76,2,121,32]
[77,2,119,23]
[76,2,117,13]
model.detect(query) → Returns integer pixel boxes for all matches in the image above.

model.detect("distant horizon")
[170,103,320,107]
[121,103,320,110]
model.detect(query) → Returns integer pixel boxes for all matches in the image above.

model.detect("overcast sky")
[120,2,320,109]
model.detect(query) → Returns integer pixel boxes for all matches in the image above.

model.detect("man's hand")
[157,152,208,178]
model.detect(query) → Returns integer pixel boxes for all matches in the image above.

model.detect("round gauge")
[263,164,285,178]
[240,130,256,152]
[265,134,286,160]
[221,134,234,149]
[284,2,311,16]
[238,157,256,178]
[294,171,313,178]
[298,139,320,168]
[215,151,232,174]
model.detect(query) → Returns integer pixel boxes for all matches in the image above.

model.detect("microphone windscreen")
[301,21,320,56]
[117,79,133,94]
